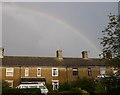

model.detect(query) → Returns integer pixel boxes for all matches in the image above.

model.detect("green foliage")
[70,88,89,95]
[94,81,107,94]
[2,80,9,90]
[105,58,120,67]
[48,76,120,94]
[2,88,41,95]
[80,89,89,94]
[100,13,120,58]
[73,77,95,94]
[95,76,120,95]
[49,88,89,95]
[99,13,120,95]
[58,80,90,95]
[59,82,71,91]
[78,88,90,95]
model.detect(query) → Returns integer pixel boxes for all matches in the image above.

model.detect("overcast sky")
[2,2,118,58]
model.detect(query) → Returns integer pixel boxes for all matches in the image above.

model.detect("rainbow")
[3,3,101,56]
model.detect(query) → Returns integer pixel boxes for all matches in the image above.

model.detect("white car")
[97,75,110,78]
[16,83,48,94]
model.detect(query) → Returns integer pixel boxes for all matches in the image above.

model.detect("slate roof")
[2,56,106,67]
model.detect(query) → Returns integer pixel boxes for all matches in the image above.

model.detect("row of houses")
[0,48,113,90]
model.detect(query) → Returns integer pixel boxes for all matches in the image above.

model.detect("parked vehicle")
[97,74,110,78]
[16,83,48,94]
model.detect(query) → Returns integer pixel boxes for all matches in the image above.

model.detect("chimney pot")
[0,48,4,58]
[56,49,63,59]
[82,51,88,59]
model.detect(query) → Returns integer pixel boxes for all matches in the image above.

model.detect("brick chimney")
[103,50,112,59]
[56,49,63,59]
[82,51,88,59]
[0,48,4,58]
[106,51,112,59]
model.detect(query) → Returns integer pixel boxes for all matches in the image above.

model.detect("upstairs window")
[25,68,29,77]
[73,68,78,76]
[6,68,14,77]
[52,68,58,76]
[88,68,92,76]
[37,68,41,76]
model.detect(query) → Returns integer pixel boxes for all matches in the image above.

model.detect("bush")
[71,88,90,95]
[73,77,95,94]
[94,76,120,95]
[2,80,9,90]
[48,88,89,95]
[59,82,71,91]
[2,88,41,95]
[94,82,107,94]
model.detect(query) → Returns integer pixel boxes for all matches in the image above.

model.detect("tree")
[100,13,120,95]
[95,76,120,95]
[100,13,120,59]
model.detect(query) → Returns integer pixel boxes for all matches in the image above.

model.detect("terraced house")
[1,48,113,90]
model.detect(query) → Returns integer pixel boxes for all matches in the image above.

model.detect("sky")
[2,2,119,58]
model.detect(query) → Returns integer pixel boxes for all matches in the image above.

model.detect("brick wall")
[2,66,112,87]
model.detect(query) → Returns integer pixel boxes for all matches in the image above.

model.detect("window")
[52,68,58,76]
[88,68,92,76]
[100,68,105,75]
[6,68,14,76]
[52,80,59,90]
[25,68,29,76]
[37,68,41,76]
[112,67,118,75]
[5,80,13,88]
[73,68,78,76]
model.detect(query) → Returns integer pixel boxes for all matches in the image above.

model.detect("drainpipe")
[66,66,68,84]
[19,66,21,84]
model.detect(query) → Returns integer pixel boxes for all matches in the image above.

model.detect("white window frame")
[88,67,92,76]
[25,68,29,77]
[5,80,13,88]
[52,68,59,77]
[100,67,106,75]
[52,80,59,90]
[72,68,78,76]
[37,68,41,77]
[6,68,14,77]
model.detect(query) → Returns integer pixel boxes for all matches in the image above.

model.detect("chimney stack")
[0,48,4,58]
[56,49,63,59]
[82,51,88,59]
[103,50,112,59]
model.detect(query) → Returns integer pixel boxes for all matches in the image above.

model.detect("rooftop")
[2,56,106,67]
